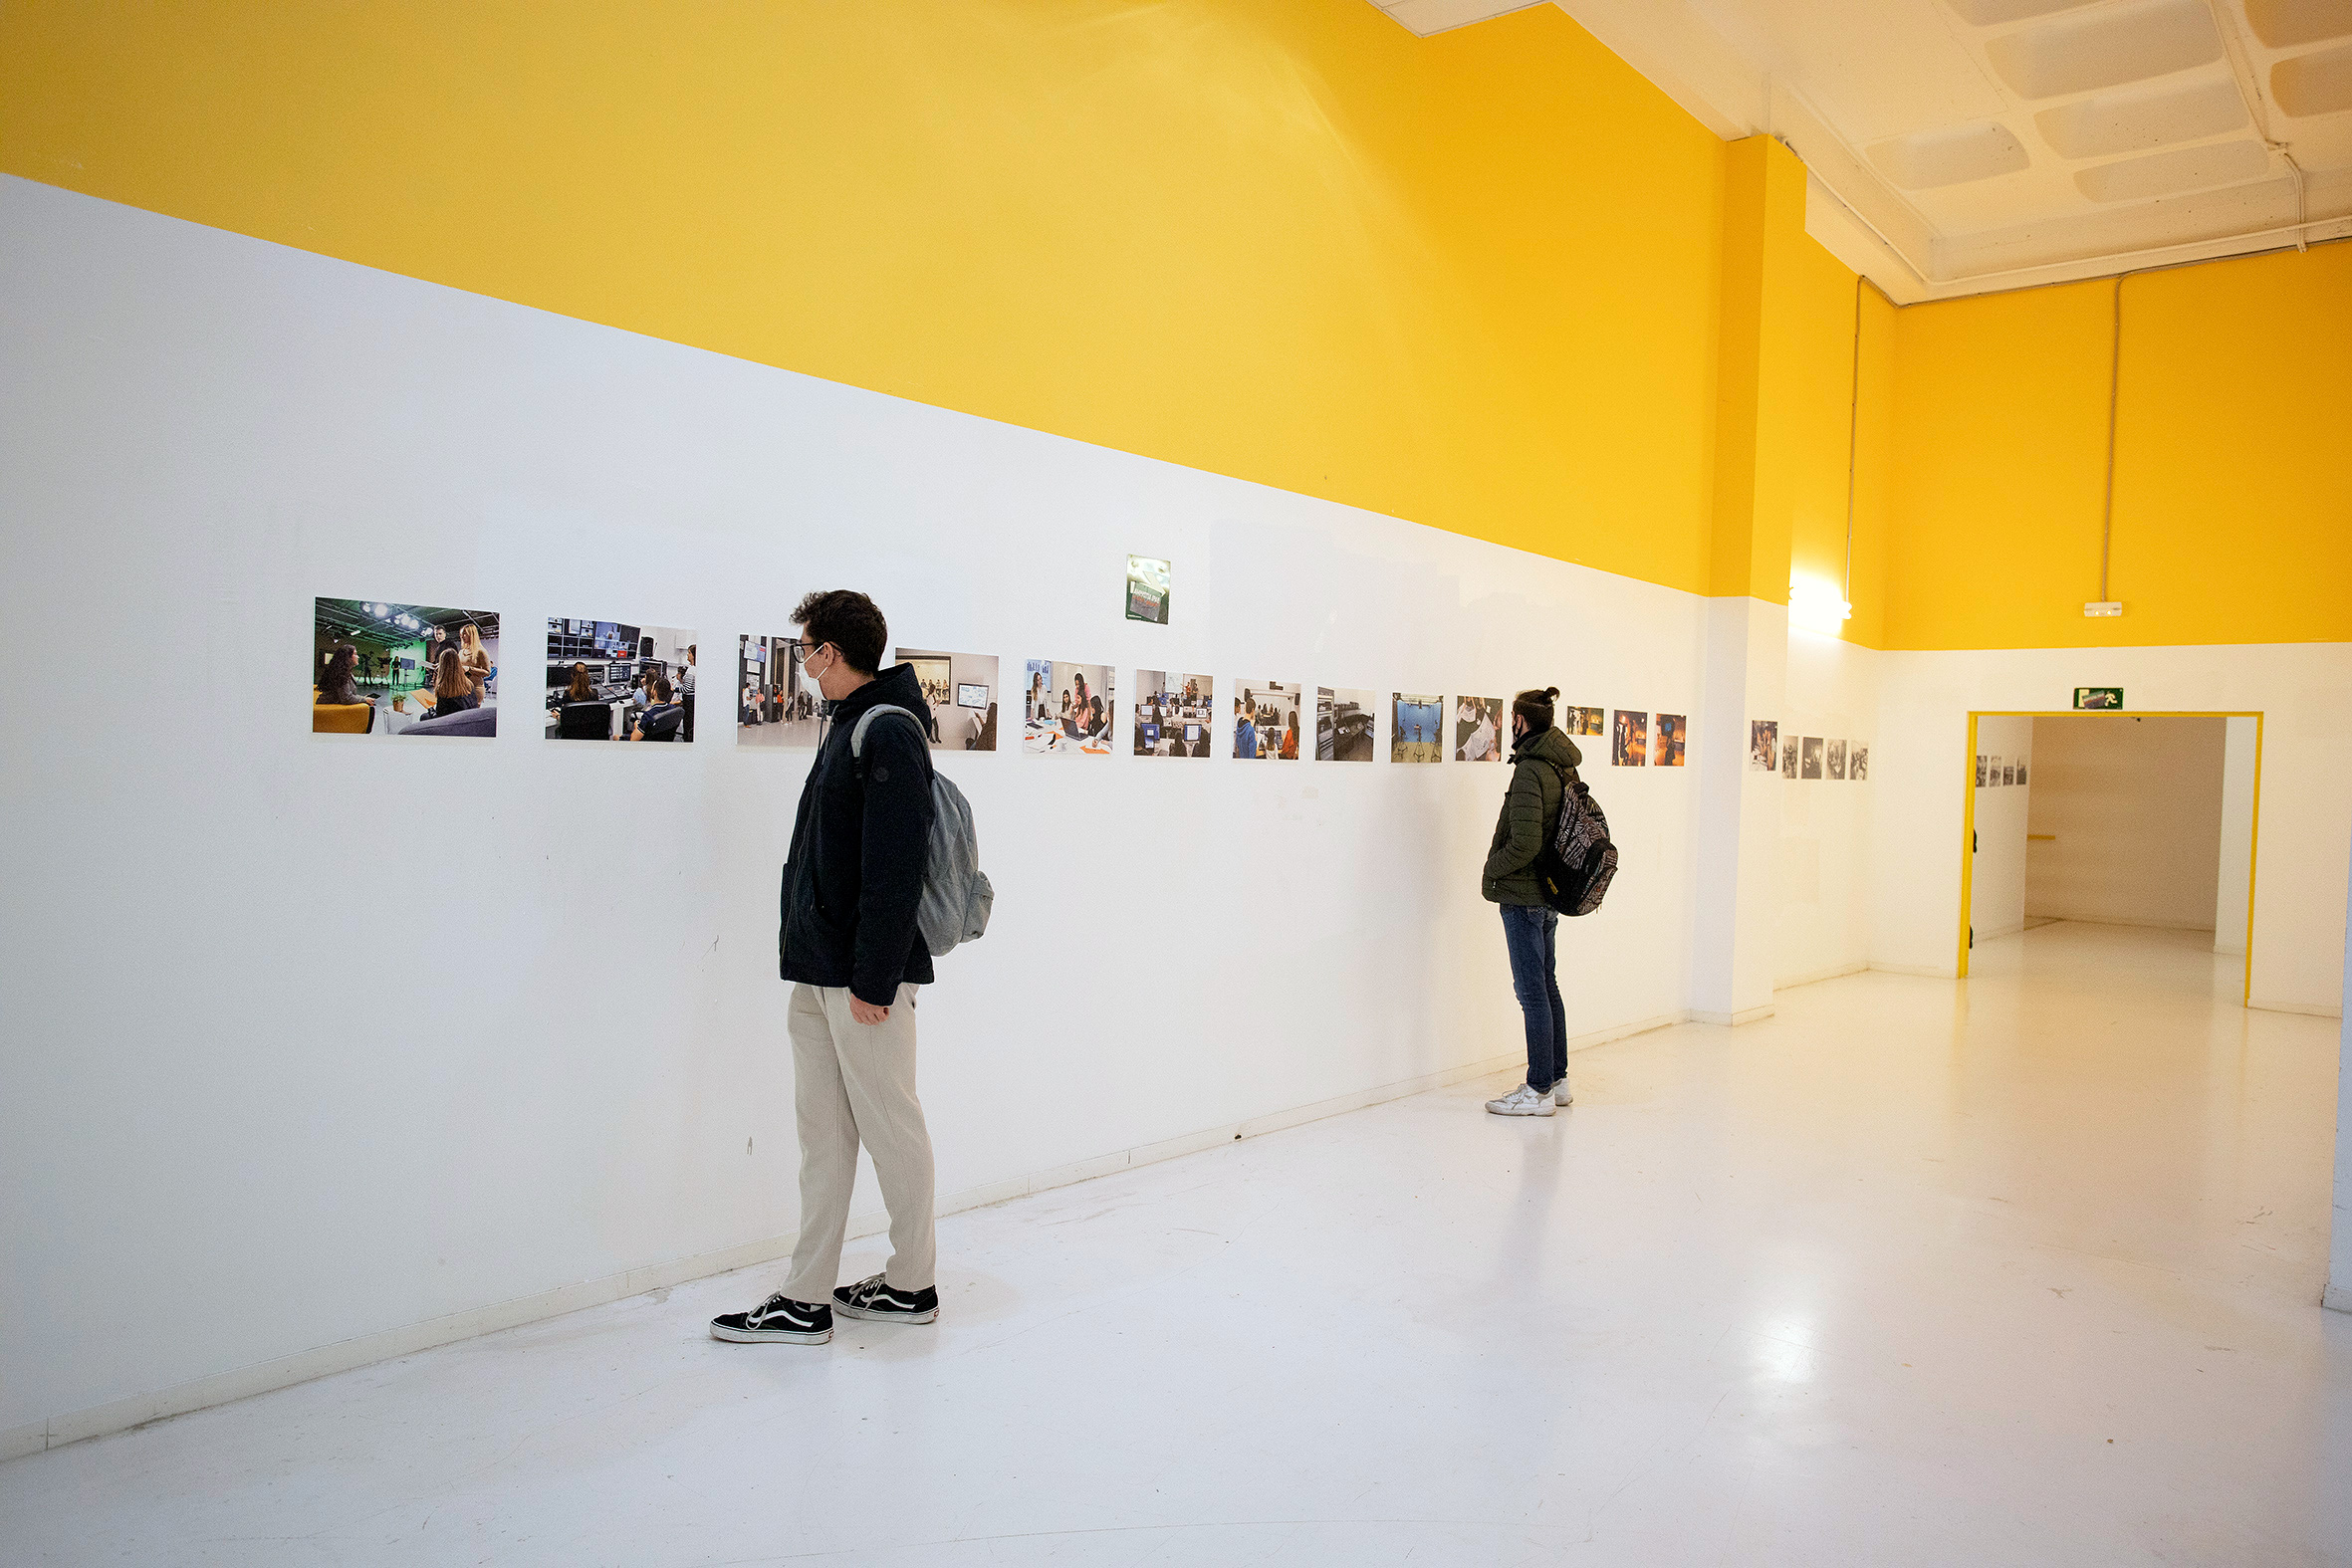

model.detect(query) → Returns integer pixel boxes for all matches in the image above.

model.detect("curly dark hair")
[790,589,887,675]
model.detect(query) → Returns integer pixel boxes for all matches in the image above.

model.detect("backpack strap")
[849,704,930,766]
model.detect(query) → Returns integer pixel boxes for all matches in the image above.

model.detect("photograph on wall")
[1783,736,1799,776]
[1827,738,1847,780]
[2011,757,2023,785]
[2002,762,2016,786]
[1456,696,1506,763]
[1652,713,1687,768]
[1989,755,2003,785]
[547,618,696,742]
[1976,754,1989,786]
[1133,670,1215,758]
[1233,681,1301,761]
[1565,705,1604,737]
[896,647,1000,752]
[1750,720,1778,772]
[1611,710,1648,768]
[1125,556,1171,624]
[1022,659,1115,756]
[1317,687,1376,762]
[1801,737,1824,780]
[1392,694,1443,764]
[1850,745,1870,782]
[739,632,823,749]
[314,598,500,739]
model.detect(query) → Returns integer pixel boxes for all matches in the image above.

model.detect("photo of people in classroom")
[1231,681,1301,761]
[897,647,1000,752]
[738,632,822,749]
[1652,713,1687,768]
[1318,687,1376,762]
[1133,670,1214,758]
[546,619,698,743]
[312,598,499,738]
[1392,694,1443,764]
[1612,710,1648,768]
[1565,706,1604,737]
[1022,659,1115,756]
[1454,696,1505,763]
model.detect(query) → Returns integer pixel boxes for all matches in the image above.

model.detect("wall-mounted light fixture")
[1788,576,1851,635]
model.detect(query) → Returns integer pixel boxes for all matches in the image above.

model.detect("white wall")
[2333,849,2352,1313]
[1869,650,2352,1010]
[2024,716,2225,930]
[1969,715,2033,943]
[0,177,1718,1450]
[1774,627,1880,988]
[2215,716,2258,954]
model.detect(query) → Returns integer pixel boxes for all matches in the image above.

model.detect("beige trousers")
[782,983,937,1301]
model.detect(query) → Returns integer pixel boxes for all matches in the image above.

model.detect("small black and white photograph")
[1801,737,1824,780]
[896,647,1000,752]
[1976,754,1989,786]
[1233,681,1301,760]
[549,618,697,743]
[1783,735,1799,776]
[314,598,500,739]
[1317,687,1376,762]
[1827,738,1847,780]
[739,632,823,749]
[2002,762,2015,786]
[1850,745,1870,782]
[1565,705,1604,737]
[1133,670,1214,757]
[1612,710,1648,768]
[1751,720,1778,772]
[1392,694,1443,764]
[1456,696,1506,763]
[2011,756,2023,785]
[1990,755,2003,786]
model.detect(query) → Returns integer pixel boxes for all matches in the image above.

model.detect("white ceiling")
[1367,0,2352,299]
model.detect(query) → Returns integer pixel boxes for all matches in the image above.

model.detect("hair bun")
[1544,686,1559,699]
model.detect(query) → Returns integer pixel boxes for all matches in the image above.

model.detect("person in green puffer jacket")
[1481,685,1582,1118]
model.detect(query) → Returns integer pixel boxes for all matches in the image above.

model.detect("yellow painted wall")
[1878,241,2352,649]
[0,0,1732,594]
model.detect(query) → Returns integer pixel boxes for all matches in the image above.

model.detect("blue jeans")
[1502,905,1566,1091]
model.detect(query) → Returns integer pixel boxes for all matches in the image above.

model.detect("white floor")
[6,923,2346,1566]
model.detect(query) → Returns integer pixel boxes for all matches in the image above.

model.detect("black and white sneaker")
[709,1292,832,1344]
[832,1273,940,1324]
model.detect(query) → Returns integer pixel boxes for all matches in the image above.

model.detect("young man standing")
[1481,685,1581,1118]
[711,589,941,1345]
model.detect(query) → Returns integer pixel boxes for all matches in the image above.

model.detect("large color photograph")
[1233,681,1300,761]
[547,618,697,742]
[739,633,823,749]
[1133,670,1213,757]
[897,647,1000,752]
[313,598,499,738]
[1022,659,1115,756]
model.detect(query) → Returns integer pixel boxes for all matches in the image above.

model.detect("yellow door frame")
[1956,710,2264,1004]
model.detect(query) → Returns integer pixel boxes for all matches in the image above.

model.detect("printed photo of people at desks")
[1132,670,1214,758]
[1612,709,1648,767]
[738,632,823,749]
[313,598,499,738]
[897,647,1000,752]
[1565,705,1604,738]
[1022,659,1115,756]
[1317,687,1376,762]
[1454,696,1505,763]
[1392,693,1443,764]
[1232,681,1300,761]
[1652,712,1687,767]
[546,619,697,742]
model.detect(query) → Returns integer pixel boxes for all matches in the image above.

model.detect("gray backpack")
[851,705,995,957]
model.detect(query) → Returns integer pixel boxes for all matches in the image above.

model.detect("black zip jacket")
[778,663,937,1006]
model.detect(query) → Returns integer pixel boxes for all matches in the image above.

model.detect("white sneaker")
[1485,1082,1555,1117]
[1553,1079,1573,1107]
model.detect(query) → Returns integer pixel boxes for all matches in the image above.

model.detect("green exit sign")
[2072,687,2123,711]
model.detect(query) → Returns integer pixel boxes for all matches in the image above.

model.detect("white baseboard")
[2248,997,2344,1019]
[2213,942,2246,957]
[2325,1283,2352,1315]
[20,1029,1692,1464]
[1688,1004,1774,1026]
[1867,961,1958,979]
[1774,962,1866,993]
[2022,913,2217,934]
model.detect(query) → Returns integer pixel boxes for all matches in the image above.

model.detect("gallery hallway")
[4,923,2344,1567]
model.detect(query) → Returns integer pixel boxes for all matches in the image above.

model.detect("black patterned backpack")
[1532,762,1619,917]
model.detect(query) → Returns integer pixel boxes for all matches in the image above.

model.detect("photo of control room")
[312,598,499,738]
[546,619,697,742]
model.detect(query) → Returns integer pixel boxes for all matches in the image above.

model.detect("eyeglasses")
[787,639,824,665]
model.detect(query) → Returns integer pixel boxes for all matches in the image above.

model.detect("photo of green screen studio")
[312,598,499,738]
[545,619,698,742]
[897,647,1000,752]
[1133,670,1213,757]
[738,632,822,749]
